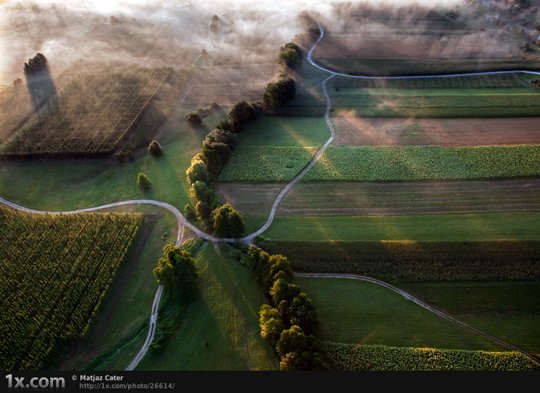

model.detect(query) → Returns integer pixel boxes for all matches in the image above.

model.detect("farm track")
[2,24,540,370]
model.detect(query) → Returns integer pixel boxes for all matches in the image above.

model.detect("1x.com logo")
[5,374,65,389]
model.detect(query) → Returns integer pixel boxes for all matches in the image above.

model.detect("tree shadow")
[24,53,58,116]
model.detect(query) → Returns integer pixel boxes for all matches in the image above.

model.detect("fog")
[0,0,537,89]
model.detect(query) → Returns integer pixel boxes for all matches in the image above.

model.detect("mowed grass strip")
[262,241,540,282]
[324,342,539,371]
[220,145,540,182]
[402,282,540,355]
[0,206,142,370]
[296,277,500,351]
[138,243,277,370]
[262,212,540,242]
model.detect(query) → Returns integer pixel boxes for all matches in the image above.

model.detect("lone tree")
[153,244,198,301]
[148,140,163,156]
[24,53,58,114]
[186,112,202,127]
[137,172,151,191]
[211,203,245,237]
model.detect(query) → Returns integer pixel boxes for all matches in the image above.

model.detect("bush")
[185,112,202,127]
[148,140,163,156]
[137,172,151,191]
[211,203,245,238]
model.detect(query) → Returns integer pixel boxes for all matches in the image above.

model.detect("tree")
[153,244,198,301]
[278,43,302,69]
[185,112,202,127]
[229,101,258,131]
[270,278,301,311]
[263,77,296,110]
[275,325,326,370]
[287,292,318,334]
[184,204,196,221]
[189,180,211,204]
[211,203,245,237]
[259,304,285,346]
[137,172,151,191]
[148,140,163,156]
[186,158,209,184]
[195,200,211,220]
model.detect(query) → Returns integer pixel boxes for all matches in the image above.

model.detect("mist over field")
[0,0,469,88]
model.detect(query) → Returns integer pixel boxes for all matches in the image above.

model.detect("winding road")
[1,23,540,369]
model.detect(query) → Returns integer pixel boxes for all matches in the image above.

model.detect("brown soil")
[217,179,540,217]
[332,115,540,146]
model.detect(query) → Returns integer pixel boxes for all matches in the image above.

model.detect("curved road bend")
[2,23,540,370]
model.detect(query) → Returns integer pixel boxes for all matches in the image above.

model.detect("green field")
[59,206,179,371]
[237,115,328,147]
[324,342,539,371]
[262,241,540,283]
[296,277,500,350]
[403,282,540,355]
[0,206,142,370]
[220,145,540,182]
[0,108,224,211]
[262,212,540,242]
[137,243,277,370]
[330,87,540,118]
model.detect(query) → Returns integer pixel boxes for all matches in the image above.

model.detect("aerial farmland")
[0,0,539,377]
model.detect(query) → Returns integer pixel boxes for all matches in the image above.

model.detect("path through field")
[1,24,540,370]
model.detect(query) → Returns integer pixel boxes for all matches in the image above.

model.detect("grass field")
[402,282,540,355]
[0,206,142,370]
[324,342,539,371]
[220,145,540,182]
[296,277,500,350]
[137,243,277,370]
[0,106,224,211]
[329,87,540,118]
[263,241,540,283]
[262,212,540,242]
[58,206,178,371]
[236,115,328,148]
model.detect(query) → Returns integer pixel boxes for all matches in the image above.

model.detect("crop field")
[402,282,540,355]
[0,84,34,142]
[324,343,539,371]
[0,67,173,157]
[220,145,540,182]
[296,277,500,350]
[263,241,540,283]
[138,243,277,370]
[332,117,540,146]
[262,212,540,242]
[329,87,540,118]
[0,206,142,370]
[218,179,540,217]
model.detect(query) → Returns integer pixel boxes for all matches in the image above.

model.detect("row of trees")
[248,247,326,370]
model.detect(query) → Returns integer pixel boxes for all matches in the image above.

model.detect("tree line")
[247,246,326,370]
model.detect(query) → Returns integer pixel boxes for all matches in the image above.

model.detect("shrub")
[137,172,151,191]
[148,140,163,156]
[185,112,202,127]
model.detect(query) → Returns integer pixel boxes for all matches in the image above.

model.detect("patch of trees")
[263,77,296,110]
[153,243,198,302]
[248,247,326,370]
[278,43,302,69]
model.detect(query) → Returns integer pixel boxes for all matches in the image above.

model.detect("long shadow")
[24,53,58,116]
